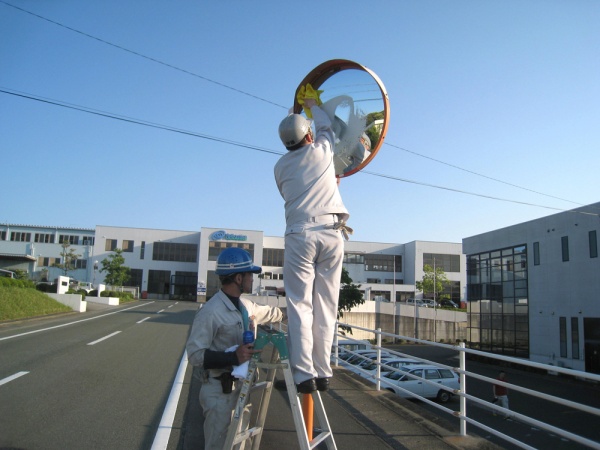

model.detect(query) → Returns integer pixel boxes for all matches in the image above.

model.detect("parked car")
[69,280,93,293]
[335,349,380,365]
[421,299,439,308]
[355,357,421,380]
[334,339,371,354]
[440,299,459,308]
[406,298,425,307]
[344,351,392,369]
[382,365,460,403]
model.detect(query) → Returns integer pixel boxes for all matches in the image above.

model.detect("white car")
[421,299,439,308]
[406,298,425,307]
[344,351,392,370]
[334,349,379,365]
[355,357,421,380]
[382,365,460,403]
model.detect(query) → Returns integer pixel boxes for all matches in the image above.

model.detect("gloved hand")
[297,83,323,118]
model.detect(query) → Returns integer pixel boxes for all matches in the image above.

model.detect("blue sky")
[2,1,599,244]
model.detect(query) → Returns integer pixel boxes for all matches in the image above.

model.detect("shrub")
[36,283,57,293]
[0,278,36,289]
[101,290,133,301]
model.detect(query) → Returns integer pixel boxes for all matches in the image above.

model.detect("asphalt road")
[380,344,600,450]
[0,300,199,450]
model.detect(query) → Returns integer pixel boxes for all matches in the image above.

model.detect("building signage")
[209,230,248,241]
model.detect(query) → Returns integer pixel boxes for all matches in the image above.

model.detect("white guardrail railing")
[332,322,600,450]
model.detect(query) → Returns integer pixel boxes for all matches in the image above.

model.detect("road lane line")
[157,309,165,314]
[0,371,29,387]
[87,331,121,346]
[0,302,154,342]
[150,350,188,450]
[137,317,151,324]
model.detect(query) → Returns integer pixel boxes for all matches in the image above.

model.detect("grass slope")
[0,286,72,321]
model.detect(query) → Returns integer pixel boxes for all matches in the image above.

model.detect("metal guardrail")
[333,322,600,450]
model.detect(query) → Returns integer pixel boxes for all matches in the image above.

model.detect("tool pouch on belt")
[216,372,235,394]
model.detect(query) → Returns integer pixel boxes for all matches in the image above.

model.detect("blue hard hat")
[215,248,262,276]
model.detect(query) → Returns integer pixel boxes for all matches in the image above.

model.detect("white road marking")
[137,317,151,324]
[0,371,29,387]
[0,302,154,342]
[150,350,188,450]
[157,309,165,314]
[87,331,121,346]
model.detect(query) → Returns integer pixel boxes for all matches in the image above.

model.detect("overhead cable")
[2,87,597,218]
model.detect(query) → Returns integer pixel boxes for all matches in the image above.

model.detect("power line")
[0,88,283,157]
[0,1,288,111]
[385,142,589,208]
[3,87,597,218]
[4,0,591,212]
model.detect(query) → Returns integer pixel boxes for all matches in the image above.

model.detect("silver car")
[382,364,460,403]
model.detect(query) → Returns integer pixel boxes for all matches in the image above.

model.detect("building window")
[105,239,117,251]
[0,231,6,240]
[208,241,254,261]
[129,268,143,288]
[424,253,460,272]
[364,254,400,272]
[35,233,55,243]
[148,270,171,295]
[561,236,569,262]
[59,235,79,245]
[589,231,598,259]
[172,271,199,299]
[533,242,540,266]
[466,244,528,357]
[343,253,365,264]
[571,317,579,359]
[11,232,31,242]
[559,317,567,358]
[82,237,95,245]
[366,278,381,284]
[75,259,87,269]
[262,248,284,267]
[140,241,145,260]
[152,242,198,262]
[122,240,134,252]
[38,257,60,267]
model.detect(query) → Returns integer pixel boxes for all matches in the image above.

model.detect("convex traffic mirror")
[294,59,390,177]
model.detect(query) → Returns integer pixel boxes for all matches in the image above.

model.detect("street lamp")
[93,260,98,287]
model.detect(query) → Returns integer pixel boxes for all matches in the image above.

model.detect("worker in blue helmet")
[186,247,284,450]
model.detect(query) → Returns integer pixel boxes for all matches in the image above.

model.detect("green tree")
[52,242,82,277]
[337,267,364,334]
[415,264,449,302]
[100,248,131,287]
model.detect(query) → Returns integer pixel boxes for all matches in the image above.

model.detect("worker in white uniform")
[274,96,350,394]
[186,247,284,450]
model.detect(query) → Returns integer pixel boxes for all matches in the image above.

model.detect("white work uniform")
[186,290,283,450]
[274,105,349,384]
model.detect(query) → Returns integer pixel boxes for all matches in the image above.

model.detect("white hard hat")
[278,114,312,148]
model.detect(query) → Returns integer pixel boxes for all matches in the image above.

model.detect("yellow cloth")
[297,83,323,119]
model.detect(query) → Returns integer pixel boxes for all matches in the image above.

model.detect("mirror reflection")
[294,60,389,177]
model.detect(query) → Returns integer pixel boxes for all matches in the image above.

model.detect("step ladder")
[223,328,337,450]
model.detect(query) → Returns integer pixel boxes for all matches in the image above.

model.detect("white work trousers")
[283,215,344,384]
[199,377,249,450]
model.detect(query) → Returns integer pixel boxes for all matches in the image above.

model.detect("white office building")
[0,223,465,305]
[463,201,600,374]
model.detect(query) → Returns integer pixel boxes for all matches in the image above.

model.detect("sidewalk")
[177,365,501,450]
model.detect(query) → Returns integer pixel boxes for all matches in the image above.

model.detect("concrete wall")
[249,295,467,343]
[47,293,86,313]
